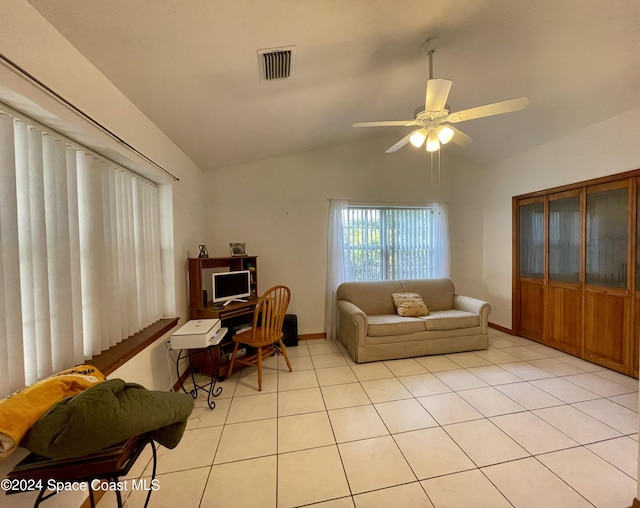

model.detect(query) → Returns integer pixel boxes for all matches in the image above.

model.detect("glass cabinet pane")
[519,202,544,278]
[586,188,628,288]
[548,196,580,282]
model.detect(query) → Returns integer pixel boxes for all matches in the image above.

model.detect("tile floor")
[130,330,639,507]
[3,329,637,507]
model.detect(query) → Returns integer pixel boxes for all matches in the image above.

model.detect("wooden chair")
[227,285,292,391]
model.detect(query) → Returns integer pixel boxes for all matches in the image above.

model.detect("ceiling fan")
[353,38,529,153]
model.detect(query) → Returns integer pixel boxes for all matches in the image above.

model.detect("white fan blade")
[449,97,529,123]
[353,120,418,127]
[385,131,415,153]
[425,78,452,113]
[448,125,473,146]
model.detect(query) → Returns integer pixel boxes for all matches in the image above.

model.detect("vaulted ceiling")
[27,0,640,171]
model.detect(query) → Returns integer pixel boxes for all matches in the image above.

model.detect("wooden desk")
[190,297,258,320]
[189,298,258,379]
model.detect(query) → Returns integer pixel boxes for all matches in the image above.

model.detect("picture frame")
[229,242,248,257]
[198,244,209,258]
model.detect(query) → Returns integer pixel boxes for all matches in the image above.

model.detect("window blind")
[0,112,162,397]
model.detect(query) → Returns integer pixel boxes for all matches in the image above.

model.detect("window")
[325,201,450,339]
[342,206,449,281]
[0,110,164,397]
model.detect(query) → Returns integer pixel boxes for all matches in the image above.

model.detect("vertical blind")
[0,112,162,397]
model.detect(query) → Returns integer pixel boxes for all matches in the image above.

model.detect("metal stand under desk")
[172,327,228,410]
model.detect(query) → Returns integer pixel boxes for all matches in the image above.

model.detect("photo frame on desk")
[229,243,247,257]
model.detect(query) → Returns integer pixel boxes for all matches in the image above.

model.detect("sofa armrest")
[337,300,367,348]
[453,295,492,332]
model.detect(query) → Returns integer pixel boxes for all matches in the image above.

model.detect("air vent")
[258,46,296,81]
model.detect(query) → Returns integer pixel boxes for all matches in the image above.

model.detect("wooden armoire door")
[516,198,545,341]
[545,190,582,355]
[634,178,640,377]
[583,181,632,373]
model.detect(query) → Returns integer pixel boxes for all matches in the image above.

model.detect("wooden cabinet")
[187,256,259,378]
[514,171,639,377]
[188,256,258,319]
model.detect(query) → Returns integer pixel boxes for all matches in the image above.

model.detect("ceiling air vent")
[258,46,295,81]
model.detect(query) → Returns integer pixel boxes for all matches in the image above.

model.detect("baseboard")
[299,333,326,340]
[488,322,515,335]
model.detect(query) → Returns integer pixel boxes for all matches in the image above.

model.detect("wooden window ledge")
[89,318,179,376]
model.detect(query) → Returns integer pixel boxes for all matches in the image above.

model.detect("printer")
[170,319,223,349]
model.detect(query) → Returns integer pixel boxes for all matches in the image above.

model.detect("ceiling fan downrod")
[422,37,439,80]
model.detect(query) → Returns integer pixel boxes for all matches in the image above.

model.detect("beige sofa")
[336,278,491,363]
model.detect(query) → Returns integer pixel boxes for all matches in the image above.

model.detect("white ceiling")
[27,0,640,171]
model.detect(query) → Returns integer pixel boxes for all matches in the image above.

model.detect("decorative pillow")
[392,292,429,317]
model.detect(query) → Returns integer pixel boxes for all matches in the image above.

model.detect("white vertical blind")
[0,112,163,397]
[0,113,24,394]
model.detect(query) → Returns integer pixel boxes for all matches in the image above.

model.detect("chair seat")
[233,327,283,348]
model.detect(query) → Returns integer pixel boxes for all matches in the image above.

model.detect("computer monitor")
[212,270,251,306]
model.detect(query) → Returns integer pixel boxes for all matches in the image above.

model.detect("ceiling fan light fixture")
[409,129,427,148]
[352,37,528,157]
[426,129,440,152]
[436,125,454,144]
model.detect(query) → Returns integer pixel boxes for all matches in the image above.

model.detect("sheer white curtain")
[324,200,349,340]
[0,112,162,397]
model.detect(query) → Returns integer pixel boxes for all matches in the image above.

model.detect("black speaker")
[203,290,208,307]
[282,314,298,347]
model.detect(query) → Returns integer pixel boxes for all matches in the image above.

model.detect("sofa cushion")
[421,310,480,330]
[391,293,429,317]
[400,278,455,311]
[367,314,426,337]
[337,280,404,314]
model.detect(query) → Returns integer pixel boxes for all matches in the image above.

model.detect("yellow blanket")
[0,365,105,460]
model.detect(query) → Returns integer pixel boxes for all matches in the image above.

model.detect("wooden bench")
[4,433,157,508]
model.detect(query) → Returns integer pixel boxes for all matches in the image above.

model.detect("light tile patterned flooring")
[109,331,637,507]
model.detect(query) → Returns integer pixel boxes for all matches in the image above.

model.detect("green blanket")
[21,379,194,459]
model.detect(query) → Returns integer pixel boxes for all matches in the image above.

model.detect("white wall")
[448,156,486,298]
[0,1,206,390]
[482,106,640,328]
[203,135,485,335]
